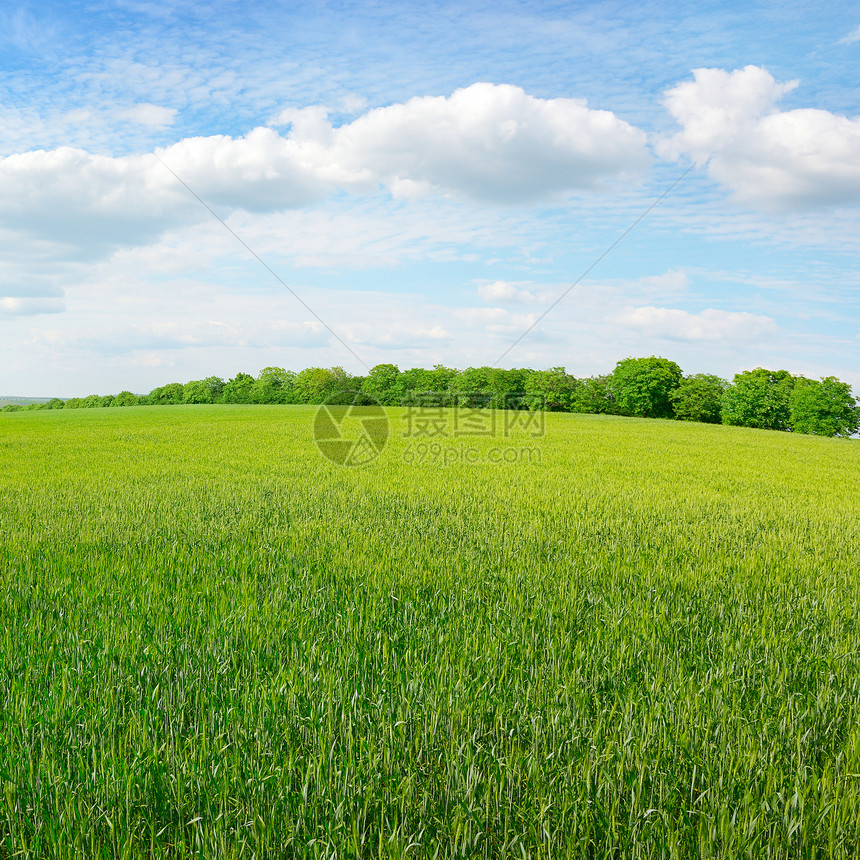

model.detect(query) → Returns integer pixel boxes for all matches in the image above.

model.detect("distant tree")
[63,398,83,409]
[424,365,459,394]
[99,395,114,408]
[221,373,257,404]
[670,374,728,424]
[722,368,796,431]
[397,366,458,406]
[325,382,372,405]
[451,366,530,408]
[255,367,298,404]
[2,404,22,412]
[182,379,213,404]
[789,376,859,437]
[362,364,402,405]
[149,383,184,405]
[293,366,352,403]
[204,376,226,403]
[45,398,66,410]
[81,394,102,408]
[450,367,492,407]
[608,357,683,418]
[111,391,138,407]
[486,367,531,409]
[524,367,581,411]
[569,376,615,414]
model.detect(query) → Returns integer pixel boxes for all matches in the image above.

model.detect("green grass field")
[1,405,859,858]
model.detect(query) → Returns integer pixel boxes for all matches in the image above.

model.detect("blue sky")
[1,0,858,396]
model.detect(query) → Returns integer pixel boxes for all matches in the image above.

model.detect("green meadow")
[1,405,859,858]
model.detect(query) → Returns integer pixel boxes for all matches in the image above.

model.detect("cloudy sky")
[1,0,858,396]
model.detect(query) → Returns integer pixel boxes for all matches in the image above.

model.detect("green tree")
[149,383,184,405]
[221,373,257,404]
[204,376,226,403]
[362,364,402,405]
[569,376,615,414]
[182,379,213,404]
[448,365,530,409]
[486,367,531,409]
[524,368,581,411]
[789,376,859,437]
[450,366,530,408]
[450,367,492,407]
[608,357,683,418]
[293,367,352,403]
[721,368,796,431]
[424,365,458,394]
[255,367,298,404]
[670,374,728,424]
[45,398,66,410]
[111,391,138,407]
[398,366,458,406]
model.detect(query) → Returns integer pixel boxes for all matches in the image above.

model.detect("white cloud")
[59,319,330,355]
[659,66,860,211]
[454,306,514,325]
[660,66,798,164]
[0,277,64,299]
[838,25,860,45]
[316,83,650,203]
[618,306,777,341]
[452,305,539,336]
[637,268,689,293]
[0,84,650,260]
[0,147,193,252]
[120,104,178,128]
[0,297,65,317]
[343,320,451,348]
[156,127,333,211]
[339,94,368,115]
[477,280,541,303]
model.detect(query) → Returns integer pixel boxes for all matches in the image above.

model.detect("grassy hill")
[1,405,859,857]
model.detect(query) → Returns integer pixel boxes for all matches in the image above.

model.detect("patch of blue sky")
[3,1,857,149]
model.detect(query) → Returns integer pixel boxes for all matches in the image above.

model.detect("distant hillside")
[0,397,53,407]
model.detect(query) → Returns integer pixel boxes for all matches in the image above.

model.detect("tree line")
[4,357,858,437]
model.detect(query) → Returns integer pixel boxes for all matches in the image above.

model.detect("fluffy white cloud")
[309,83,650,203]
[660,66,860,210]
[477,281,542,303]
[0,84,649,258]
[618,306,777,341]
[0,148,193,252]
[156,127,333,211]
[660,66,798,163]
